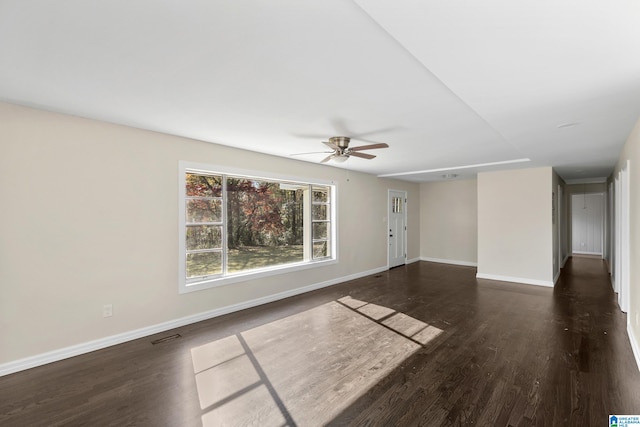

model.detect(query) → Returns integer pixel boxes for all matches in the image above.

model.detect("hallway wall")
[477,167,554,286]
[419,179,477,265]
[613,116,640,367]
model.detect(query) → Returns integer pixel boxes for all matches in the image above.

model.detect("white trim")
[572,251,603,256]
[553,269,561,284]
[377,158,530,178]
[420,257,477,267]
[475,273,554,287]
[178,160,338,294]
[407,257,421,264]
[627,323,640,373]
[180,160,336,186]
[181,258,339,294]
[561,254,569,267]
[0,266,387,377]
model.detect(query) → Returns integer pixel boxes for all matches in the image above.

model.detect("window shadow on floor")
[190,297,444,426]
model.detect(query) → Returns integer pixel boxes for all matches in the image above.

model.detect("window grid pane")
[187,251,222,278]
[392,196,403,213]
[311,185,331,260]
[186,198,222,224]
[186,174,223,197]
[186,225,223,251]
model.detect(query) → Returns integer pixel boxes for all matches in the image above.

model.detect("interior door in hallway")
[388,190,407,268]
[571,193,604,255]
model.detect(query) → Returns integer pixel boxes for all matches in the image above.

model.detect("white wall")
[419,179,477,265]
[477,167,554,286]
[612,116,640,367]
[0,102,420,367]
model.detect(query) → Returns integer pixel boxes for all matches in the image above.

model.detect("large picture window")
[179,162,336,292]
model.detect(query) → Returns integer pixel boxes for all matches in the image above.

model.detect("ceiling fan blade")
[322,141,339,150]
[349,151,376,160]
[329,117,400,138]
[291,132,328,139]
[290,151,332,156]
[350,143,389,151]
[351,127,399,139]
[328,117,351,136]
[320,154,336,163]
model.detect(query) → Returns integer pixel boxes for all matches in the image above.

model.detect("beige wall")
[0,102,420,365]
[477,167,554,285]
[419,179,477,265]
[613,117,640,360]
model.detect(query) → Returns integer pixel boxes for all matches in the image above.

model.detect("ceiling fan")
[293,136,389,163]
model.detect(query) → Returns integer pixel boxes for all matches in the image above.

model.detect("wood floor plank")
[1,257,639,426]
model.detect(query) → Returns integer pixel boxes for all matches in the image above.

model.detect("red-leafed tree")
[185,174,303,249]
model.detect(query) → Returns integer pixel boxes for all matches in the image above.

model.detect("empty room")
[1,1,640,426]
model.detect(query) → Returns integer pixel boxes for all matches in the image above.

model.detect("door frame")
[618,161,630,313]
[557,185,563,270]
[388,189,407,268]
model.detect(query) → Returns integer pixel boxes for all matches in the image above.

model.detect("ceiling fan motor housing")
[329,136,351,149]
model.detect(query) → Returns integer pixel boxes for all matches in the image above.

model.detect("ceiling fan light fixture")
[329,136,351,148]
[294,134,389,164]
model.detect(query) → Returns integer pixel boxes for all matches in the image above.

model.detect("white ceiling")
[1,0,639,182]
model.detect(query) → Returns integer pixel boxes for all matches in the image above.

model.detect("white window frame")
[178,161,338,294]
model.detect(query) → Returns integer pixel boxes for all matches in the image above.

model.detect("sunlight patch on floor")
[338,296,444,346]
[191,298,444,426]
[200,384,285,427]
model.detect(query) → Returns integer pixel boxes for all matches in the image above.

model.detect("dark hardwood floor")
[1,257,639,426]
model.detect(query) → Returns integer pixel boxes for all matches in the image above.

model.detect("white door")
[620,163,630,313]
[615,176,621,294]
[557,185,563,270]
[571,193,604,255]
[609,182,615,278]
[388,190,407,268]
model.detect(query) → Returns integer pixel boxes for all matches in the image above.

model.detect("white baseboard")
[0,266,388,377]
[628,322,640,373]
[553,269,561,284]
[420,257,477,267]
[562,255,569,267]
[407,257,421,264]
[572,251,603,256]
[475,273,554,288]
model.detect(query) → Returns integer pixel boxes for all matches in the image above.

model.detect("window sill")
[179,257,338,294]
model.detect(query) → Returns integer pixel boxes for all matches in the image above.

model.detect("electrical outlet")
[103,304,113,318]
